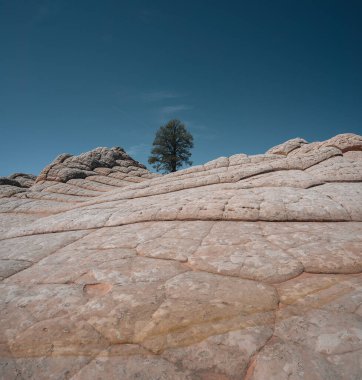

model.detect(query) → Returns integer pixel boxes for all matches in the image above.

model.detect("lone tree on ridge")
[148,119,194,173]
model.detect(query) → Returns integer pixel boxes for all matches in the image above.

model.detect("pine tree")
[148,119,194,173]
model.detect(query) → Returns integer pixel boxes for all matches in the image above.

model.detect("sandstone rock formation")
[0,173,36,198]
[0,134,361,379]
[36,146,156,184]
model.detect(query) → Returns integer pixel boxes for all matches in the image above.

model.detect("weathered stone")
[266,137,308,155]
[0,133,361,379]
[36,147,156,184]
[248,338,341,380]
[163,326,273,379]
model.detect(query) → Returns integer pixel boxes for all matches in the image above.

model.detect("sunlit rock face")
[0,134,361,380]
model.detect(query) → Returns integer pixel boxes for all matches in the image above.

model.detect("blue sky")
[1,0,361,176]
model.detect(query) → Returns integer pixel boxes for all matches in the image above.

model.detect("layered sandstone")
[0,134,361,379]
[0,174,36,198]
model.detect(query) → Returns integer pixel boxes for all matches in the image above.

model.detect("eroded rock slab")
[0,133,361,379]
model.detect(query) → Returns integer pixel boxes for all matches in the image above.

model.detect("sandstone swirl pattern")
[0,134,361,380]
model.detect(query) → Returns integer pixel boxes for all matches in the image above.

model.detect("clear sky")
[1,0,361,176]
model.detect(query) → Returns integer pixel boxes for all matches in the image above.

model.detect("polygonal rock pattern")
[0,133,361,379]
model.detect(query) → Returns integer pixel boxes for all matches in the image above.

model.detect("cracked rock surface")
[0,134,361,379]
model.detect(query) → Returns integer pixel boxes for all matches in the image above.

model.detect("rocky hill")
[0,134,361,379]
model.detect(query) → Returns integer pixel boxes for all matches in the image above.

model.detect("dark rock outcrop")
[0,173,36,188]
[36,147,153,183]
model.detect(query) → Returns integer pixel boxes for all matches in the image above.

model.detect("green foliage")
[148,119,194,173]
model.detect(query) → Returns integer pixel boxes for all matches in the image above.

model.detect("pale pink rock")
[266,137,308,155]
[0,133,361,379]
